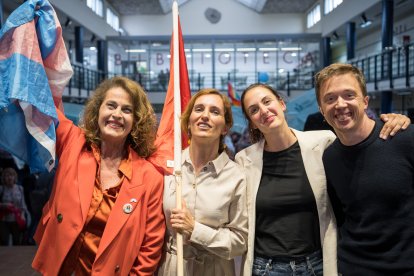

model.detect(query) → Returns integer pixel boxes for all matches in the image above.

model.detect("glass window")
[148,40,170,91]
[257,41,278,87]
[235,41,256,90]
[106,8,120,31]
[324,0,343,15]
[106,36,321,93]
[307,4,321,28]
[214,41,236,90]
[86,0,103,17]
[189,41,213,90]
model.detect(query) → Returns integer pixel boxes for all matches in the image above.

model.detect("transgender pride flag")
[0,0,73,172]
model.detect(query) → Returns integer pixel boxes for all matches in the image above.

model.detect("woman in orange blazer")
[32,77,165,275]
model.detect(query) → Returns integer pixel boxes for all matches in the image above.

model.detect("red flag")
[149,19,191,174]
[227,82,241,106]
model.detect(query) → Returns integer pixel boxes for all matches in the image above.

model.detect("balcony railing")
[65,42,414,103]
[349,42,414,90]
[66,65,315,101]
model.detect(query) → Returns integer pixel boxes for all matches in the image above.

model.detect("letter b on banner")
[156,53,164,65]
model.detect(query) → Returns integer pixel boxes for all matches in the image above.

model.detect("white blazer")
[235,129,338,276]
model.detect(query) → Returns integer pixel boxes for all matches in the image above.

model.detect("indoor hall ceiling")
[106,0,319,15]
[261,0,317,13]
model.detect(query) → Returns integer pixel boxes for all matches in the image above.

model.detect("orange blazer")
[32,110,165,276]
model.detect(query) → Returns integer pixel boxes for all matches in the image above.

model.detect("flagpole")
[172,2,184,276]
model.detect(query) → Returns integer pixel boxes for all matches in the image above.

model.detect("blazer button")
[57,213,63,223]
[114,265,120,273]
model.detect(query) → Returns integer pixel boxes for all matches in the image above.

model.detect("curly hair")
[241,83,284,143]
[80,76,157,158]
[180,88,233,154]
[314,63,367,105]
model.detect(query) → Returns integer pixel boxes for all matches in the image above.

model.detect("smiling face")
[188,94,227,144]
[243,86,287,136]
[319,73,369,136]
[98,87,134,145]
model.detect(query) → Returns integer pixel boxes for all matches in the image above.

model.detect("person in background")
[0,167,30,245]
[31,77,165,275]
[315,63,414,275]
[235,83,410,276]
[158,70,168,91]
[303,111,334,131]
[157,88,248,275]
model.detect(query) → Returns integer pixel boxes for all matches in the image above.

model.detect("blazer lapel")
[77,150,97,223]
[244,140,264,259]
[293,129,324,206]
[95,157,144,259]
[247,140,265,203]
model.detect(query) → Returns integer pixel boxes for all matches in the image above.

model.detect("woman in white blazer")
[235,83,407,276]
[235,83,336,276]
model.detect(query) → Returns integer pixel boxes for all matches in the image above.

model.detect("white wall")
[356,14,414,57]
[50,0,118,39]
[122,0,306,36]
[321,0,380,36]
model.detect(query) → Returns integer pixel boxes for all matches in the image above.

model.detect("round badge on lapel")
[123,203,133,214]
[57,213,63,223]
[130,198,137,203]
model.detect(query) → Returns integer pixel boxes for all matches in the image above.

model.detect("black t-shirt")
[254,141,321,258]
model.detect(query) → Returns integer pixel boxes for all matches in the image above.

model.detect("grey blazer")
[235,129,338,276]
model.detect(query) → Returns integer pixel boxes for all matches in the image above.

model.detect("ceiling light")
[258,47,279,52]
[214,48,235,52]
[193,49,212,52]
[281,47,302,51]
[360,13,372,28]
[125,49,146,53]
[237,48,256,52]
[64,18,72,28]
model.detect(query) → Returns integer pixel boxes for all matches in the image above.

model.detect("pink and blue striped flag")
[0,0,73,172]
